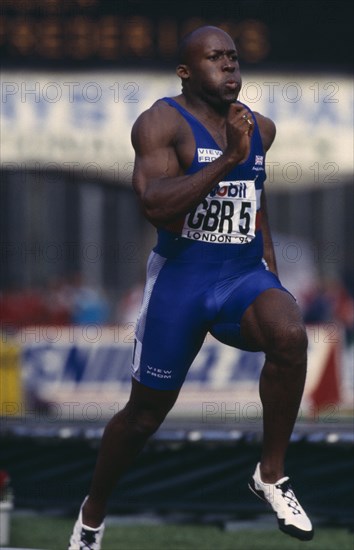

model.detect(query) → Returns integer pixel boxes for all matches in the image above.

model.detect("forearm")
[260,192,278,275]
[263,234,278,275]
[137,153,239,224]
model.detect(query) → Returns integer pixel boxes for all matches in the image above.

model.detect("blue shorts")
[131,233,289,390]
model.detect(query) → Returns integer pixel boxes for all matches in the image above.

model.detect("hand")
[225,103,254,163]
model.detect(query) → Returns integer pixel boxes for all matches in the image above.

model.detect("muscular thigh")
[240,287,305,353]
[132,252,214,390]
[210,267,290,350]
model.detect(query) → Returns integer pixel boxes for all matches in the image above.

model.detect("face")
[177,29,242,106]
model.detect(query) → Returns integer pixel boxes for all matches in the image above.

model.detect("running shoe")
[68,496,105,550]
[248,463,314,540]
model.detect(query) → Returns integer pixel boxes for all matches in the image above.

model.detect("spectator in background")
[304,277,354,341]
[117,282,144,325]
[69,273,110,325]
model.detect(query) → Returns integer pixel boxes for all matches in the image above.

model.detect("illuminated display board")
[0,1,352,69]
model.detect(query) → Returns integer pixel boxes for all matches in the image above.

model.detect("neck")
[181,91,234,121]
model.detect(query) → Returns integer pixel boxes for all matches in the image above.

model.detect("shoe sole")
[248,478,314,541]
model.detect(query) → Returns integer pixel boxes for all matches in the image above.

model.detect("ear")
[176,64,190,82]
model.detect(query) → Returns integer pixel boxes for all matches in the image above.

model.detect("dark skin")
[82,26,308,528]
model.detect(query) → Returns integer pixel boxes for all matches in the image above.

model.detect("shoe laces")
[80,527,99,550]
[276,479,302,515]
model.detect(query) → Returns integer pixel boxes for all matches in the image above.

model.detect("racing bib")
[182,180,257,244]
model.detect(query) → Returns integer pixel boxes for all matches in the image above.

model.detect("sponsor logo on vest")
[209,181,247,199]
[197,148,223,163]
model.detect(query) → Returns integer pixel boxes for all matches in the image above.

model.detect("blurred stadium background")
[0,0,353,547]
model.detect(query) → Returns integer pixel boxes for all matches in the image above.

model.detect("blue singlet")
[131,98,289,389]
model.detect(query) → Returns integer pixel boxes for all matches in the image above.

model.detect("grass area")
[9,516,354,550]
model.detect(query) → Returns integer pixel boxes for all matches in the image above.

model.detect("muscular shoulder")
[131,99,180,153]
[253,112,276,152]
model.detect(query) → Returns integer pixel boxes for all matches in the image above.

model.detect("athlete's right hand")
[225,103,254,163]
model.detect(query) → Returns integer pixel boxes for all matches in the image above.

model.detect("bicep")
[132,146,180,199]
[131,109,181,198]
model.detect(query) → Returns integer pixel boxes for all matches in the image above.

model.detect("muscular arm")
[260,190,278,275]
[256,113,278,275]
[131,100,253,225]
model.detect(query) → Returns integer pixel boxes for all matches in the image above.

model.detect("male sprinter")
[69,26,313,549]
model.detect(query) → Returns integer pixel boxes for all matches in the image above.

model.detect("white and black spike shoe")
[248,463,314,541]
[68,496,105,550]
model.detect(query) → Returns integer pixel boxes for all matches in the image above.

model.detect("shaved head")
[175,24,241,105]
[177,26,236,65]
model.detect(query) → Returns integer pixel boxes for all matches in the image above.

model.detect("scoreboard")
[0,1,271,66]
[1,1,351,70]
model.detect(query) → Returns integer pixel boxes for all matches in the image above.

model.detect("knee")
[123,403,165,439]
[268,322,308,366]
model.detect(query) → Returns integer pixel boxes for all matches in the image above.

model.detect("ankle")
[259,463,284,484]
[82,497,105,528]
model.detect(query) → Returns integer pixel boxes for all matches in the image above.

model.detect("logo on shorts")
[147,366,172,379]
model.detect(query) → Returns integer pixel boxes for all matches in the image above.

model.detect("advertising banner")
[1,72,352,186]
[0,325,347,421]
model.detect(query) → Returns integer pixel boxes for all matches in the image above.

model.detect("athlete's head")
[176,26,241,106]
